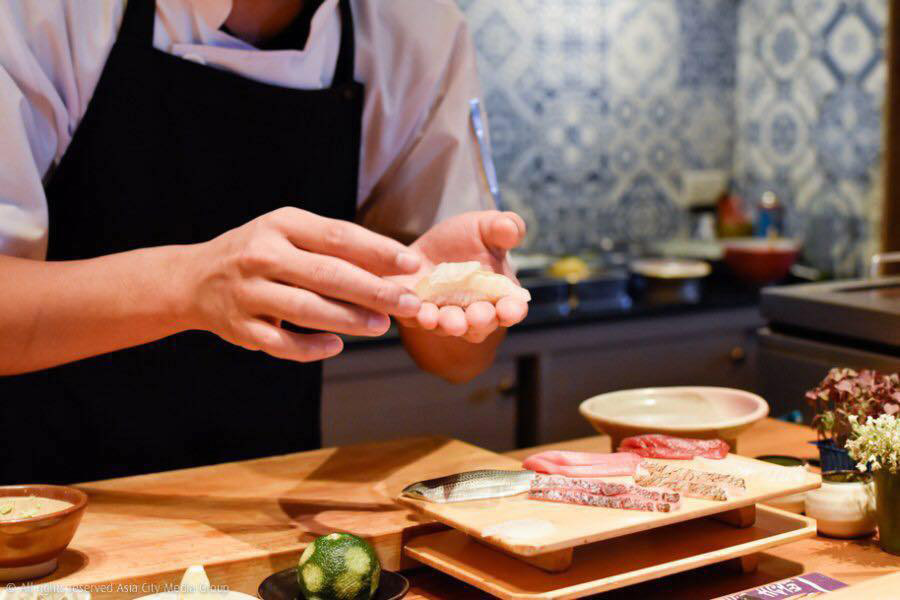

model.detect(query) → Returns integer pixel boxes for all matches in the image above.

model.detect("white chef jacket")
[0,0,492,260]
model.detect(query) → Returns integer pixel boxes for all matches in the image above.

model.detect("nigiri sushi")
[414,261,531,307]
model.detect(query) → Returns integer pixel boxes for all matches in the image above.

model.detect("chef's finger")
[270,207,421,275]
[496,296,528,327]
[437,305,467,336]
[503,211,527,238]
[463,303,498,343]
[248,281,391,337]
[415,302,440,330]
[479,211,526,251]
[243,320,344,362]
[265,243,420,318]
[464,302,497,331]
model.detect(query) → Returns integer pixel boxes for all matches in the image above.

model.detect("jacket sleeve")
[0,0,121,259]
[356,0,494,244]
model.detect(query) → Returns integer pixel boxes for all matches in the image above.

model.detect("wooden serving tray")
[404,506,817,600]
[398,453,820,567]
[28,437,511,599]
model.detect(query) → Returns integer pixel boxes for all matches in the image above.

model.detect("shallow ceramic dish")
[0,485,88,582]
[258,567,408,600]
[652,239,724,262]
[579,386,769,450]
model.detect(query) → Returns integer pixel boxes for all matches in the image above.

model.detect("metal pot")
[628,258,712,306]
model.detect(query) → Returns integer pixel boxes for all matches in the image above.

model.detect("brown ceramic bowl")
[722,238,800,284]
[0,485,88,582]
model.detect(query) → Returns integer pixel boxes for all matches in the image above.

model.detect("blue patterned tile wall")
[462,0,886,276]
[733,0,886,277]
[461,0,739,254]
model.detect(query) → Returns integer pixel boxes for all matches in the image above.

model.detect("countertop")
[402,419,899,599]
[28,419,897,600]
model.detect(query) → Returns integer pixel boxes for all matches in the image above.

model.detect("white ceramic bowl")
[579,386,769,451]
[805,478,876,538]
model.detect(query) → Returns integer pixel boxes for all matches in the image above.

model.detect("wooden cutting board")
[30,437,513,599]
[404,506,817,600]
[398,453,821,563]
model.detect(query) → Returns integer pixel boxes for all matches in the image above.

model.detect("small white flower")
[845,414,899,474]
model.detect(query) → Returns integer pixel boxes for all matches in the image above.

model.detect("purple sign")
[714,573,848,599]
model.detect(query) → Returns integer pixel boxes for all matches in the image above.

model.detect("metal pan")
[628,258,712,305]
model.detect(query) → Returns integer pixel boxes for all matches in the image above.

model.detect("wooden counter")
[22,419,899,599]
[403,419,899,599]
[26,437,509,598]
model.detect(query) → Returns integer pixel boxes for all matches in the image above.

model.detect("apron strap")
[332,0,356,87]
[118,0,157,45]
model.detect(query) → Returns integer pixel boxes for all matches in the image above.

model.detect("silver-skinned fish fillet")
[401,469,536,503]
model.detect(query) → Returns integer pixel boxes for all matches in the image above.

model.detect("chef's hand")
[185,207,422,362]
[392,211,528,343]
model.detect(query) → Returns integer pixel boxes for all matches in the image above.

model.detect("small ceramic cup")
[0,485,88,582]
[805,471,876,539]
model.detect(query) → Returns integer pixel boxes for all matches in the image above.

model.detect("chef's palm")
[393,211,528,342]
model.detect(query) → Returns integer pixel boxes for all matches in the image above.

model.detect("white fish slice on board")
[414,261,531,307]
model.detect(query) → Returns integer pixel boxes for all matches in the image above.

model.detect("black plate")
[258,567,409,600]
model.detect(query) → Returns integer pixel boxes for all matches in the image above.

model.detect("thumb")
[479,211,526,251]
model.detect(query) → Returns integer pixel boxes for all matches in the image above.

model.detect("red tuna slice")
[618,434,729,459]
[522,451,643,476]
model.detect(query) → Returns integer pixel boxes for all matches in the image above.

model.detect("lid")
[760,191,780,209]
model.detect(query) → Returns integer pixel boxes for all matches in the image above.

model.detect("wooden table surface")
[29,437,512,597]
[403,419,900,599]
[22,419,897,599]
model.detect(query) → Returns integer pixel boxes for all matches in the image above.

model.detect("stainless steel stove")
[759,276,900,417]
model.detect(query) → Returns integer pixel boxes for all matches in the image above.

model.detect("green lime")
[297,533,381,600]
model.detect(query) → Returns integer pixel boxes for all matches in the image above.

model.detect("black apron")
[1,0,363,484]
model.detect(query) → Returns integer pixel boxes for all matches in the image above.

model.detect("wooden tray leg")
[723,553,760,574]
[713,504,756,528]
[516,548,574,573]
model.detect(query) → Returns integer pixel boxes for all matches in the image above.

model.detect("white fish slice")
[693,456,808,487]
[414,261,531,307]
